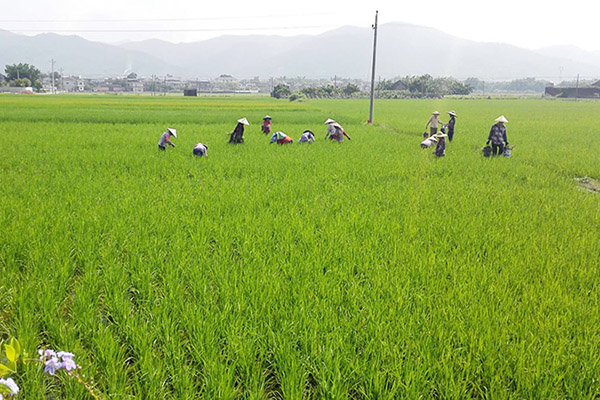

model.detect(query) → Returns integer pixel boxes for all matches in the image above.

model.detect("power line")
[0,12,332,23]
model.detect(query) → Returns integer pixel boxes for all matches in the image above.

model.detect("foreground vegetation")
[1,94,599,399]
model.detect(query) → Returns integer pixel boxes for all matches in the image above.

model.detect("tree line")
[0,64,44,90]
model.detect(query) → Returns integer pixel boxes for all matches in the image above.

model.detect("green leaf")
[4,345,16,363]
[0,363,12,377]
[9,338,21,358]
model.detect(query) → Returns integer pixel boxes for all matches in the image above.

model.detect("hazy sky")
[3,0,600,51]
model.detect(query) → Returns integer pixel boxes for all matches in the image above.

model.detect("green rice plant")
[0,94,599,398]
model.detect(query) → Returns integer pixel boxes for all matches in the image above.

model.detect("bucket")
[482,145,492,157]
[504,146,512,157]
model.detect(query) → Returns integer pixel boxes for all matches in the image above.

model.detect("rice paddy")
[1,94,599,399]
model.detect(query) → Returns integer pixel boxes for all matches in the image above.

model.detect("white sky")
[2,0,599,51]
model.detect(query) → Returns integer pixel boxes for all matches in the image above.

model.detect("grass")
[1,94,599,399]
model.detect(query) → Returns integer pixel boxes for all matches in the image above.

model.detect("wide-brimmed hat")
[447,110,457,116]
[324,118,336,124]
[238,118,250,126]
[432,111,440,115]
[434,132,448,138]
[167,128,177,138]
[495,115,508,123]
[263,115,272,120]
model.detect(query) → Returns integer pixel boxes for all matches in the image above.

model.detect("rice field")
[1,94,599,399]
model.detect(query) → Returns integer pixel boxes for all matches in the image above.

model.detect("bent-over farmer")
[270,131,293,145]
[298,130,315,143]
[229,118,249,144]
[324,118,351,142]
[158,128,177,150]
[192,142,208,157]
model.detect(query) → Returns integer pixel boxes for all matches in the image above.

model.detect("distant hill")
[0,29,178,76]
[536,45,600,74]
[1,24,599,80]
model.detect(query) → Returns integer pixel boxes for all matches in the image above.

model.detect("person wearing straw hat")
[446,110,457,141]
[269,131,293,145]
[487,115,509,156]
[324,118,351,142]
[420,135,438,148]
[192,142,208,157]
[434,131,448,157]
[158,128,177,150]
[229,118,249,144]
[298,130,315,144]
[425,111,444,137]
[261,115,272,135]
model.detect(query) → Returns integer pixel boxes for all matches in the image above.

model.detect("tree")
[464,77,483,91]
[271,84,291,99]
[451,81,473,95]
[12,78,32,87]
[342,83,360,96]
[127,72,138,79]
[5,63,41,83]
[376,79,396,90]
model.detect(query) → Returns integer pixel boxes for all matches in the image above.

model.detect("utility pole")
[163,76,166,96]
[334,75,337,88]
[482,80,485,97]
[50,59,56,94]
[575,73,580,99]
[368,10,378,124]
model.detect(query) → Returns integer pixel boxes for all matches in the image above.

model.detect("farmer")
[446,110,457,141]
[420,135,437,148]
[425,111,443,137]
[261,115,272,135]
[192,142,208,157]
[487,115,509,156]
[158,128,177,150]
[229,118,249,144]
[434,131,447,157]
[270,131,293,145]
[298,130,315,143]
[324,118,351,142]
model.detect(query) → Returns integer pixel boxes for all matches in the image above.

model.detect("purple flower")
[56,351,74,359]
[39,348,80,374]
[0,377,19,396]
[43,356,63,375]
[38,349,56,361]
[61,357,78,372]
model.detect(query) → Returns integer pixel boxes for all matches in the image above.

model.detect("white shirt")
[193,143,207,154]
[299,131,315,143]
[420,137,437,148]
[427,115,441,129]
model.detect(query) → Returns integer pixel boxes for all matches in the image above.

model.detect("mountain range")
[1,23,599,81]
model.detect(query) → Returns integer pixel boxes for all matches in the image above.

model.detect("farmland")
[1,94,599,399]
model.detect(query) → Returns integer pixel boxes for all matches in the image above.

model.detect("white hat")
[167,128,177,138]
[432,111,440,115]
[447,110,457,116]
[238,118,250,126]
[495,115,508,123]
[263,115,272,120]
[324,118,336,124]
[433,132,448,138]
